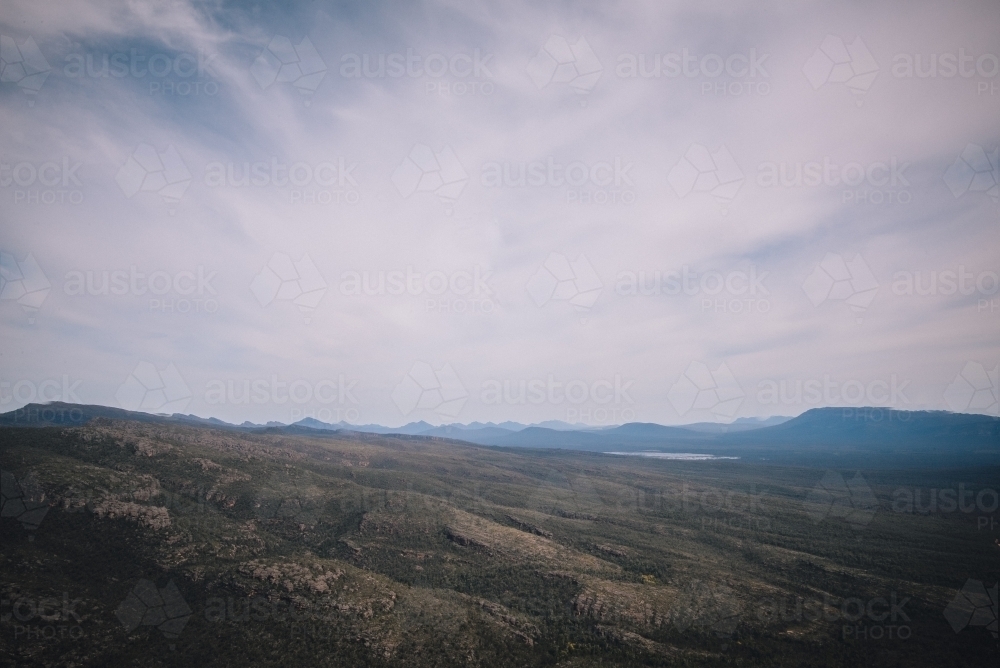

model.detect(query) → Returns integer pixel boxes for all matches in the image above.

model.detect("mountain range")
[2,403,997,467]
[0,405,786,437]
[4,401,996,666]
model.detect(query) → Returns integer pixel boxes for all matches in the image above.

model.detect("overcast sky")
[1,0,998,426]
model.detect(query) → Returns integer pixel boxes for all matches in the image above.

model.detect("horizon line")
[2,401,994,432]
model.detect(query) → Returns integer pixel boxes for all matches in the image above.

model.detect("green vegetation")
[1,418,997,666]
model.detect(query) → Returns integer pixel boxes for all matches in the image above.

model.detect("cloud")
[1,0,997,425]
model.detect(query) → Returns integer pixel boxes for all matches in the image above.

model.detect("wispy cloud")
[2,0,997,425]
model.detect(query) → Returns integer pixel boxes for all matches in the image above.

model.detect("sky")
[0,0,998,427]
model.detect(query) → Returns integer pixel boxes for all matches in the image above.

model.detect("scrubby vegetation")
[1,418,997,666]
